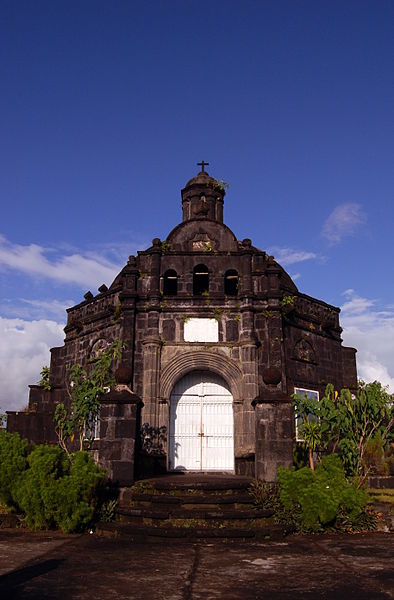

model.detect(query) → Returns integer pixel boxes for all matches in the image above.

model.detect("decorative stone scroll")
[293,339,316,363]
[90,338,109,358]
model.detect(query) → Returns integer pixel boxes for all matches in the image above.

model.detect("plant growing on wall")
[161,240,171,254]
[54,341,123,455]
[211,179,230,192]
[113,299,122,322]
[213,307,224,321]
[202,290,210,305]
[140,423,167,455]
[280,295,295,308]
[38,365,51,391]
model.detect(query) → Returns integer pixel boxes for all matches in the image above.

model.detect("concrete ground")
[0,530,392,599]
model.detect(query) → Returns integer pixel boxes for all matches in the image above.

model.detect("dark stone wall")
[6,410,57,445]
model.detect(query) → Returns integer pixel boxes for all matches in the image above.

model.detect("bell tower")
[181,162,225,223]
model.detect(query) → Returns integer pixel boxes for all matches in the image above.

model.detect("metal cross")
[197,161,209,172]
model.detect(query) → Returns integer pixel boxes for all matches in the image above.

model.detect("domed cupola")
[181,161,226,223]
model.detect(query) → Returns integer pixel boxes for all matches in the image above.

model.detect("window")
[193,264,209,296]
[84,411,100,441]
[163,269,178,296]
[224,269,238,296]
[294,387,319,442]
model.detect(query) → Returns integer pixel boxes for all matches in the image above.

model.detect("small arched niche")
[163,269,178,296]
[193,264,209,296]
[224,269,238,296]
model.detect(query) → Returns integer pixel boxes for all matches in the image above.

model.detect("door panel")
[169,394,201,470]
[169,371,234,471]
[202,396,234,470]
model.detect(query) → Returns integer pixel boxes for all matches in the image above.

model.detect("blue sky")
[1,0,393,410]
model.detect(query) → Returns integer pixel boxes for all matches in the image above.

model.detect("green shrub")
[12,447,105,532]
[277,455,369,532]
[292,443,309,470]
[55,452,105,533]
[13,445,69,529]
[0,431,29,507]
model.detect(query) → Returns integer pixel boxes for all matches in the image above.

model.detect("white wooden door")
[169,371,234,471]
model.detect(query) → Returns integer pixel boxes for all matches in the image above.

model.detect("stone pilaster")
[141,337,161,426]
[119,256,138,374]
[254,390,293,481]
[98,384,142,486]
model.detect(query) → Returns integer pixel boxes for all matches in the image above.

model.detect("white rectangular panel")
[184,318,219,342]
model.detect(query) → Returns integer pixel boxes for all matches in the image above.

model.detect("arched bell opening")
[224,269,238,296]
[163,269,178,296]
[193,264,209,296]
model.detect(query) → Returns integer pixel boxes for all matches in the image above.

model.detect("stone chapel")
[7,165,357,484]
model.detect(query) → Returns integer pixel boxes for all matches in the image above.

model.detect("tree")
[300,420,322,471]
[293,381,394,484]
[293,390,322,470]
[54,341,123,455]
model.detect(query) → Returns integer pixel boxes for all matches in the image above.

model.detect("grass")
[368,488,394,504]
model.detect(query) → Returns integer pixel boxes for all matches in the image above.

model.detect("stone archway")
[160,349,243,403]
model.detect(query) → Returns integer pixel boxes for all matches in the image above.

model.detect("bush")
[13,445,67,529]
[0,431,29,507]
[277,455,370,532]
[55,452,105,533]
[11,446,105,532]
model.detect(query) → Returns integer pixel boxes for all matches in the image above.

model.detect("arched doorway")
[169,371,234,471]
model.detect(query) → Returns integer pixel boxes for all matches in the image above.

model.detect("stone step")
[117,507,273,523]
[128,492,255,506]
[151,477,253,492]
[96,521,292,542]
[113,475,267,539]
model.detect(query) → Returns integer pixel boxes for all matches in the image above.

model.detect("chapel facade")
[7,166,357,483]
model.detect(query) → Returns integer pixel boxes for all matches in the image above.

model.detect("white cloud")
[0,298,75,320]
[0,317,65,412]
[0,234,123,289]
[322,203,366,245]
[341,290,394,393]
[267,246,318,266]
[290,272,301,281]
